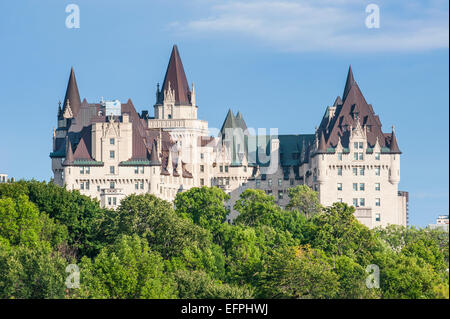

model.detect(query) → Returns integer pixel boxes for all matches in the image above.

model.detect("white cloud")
[171,0,449,52]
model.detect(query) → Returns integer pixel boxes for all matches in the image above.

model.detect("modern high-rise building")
[50,45,408,228]
[0,173,8,183]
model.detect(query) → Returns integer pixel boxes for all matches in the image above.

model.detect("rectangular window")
[375,183,380,191]
[135,182,139,190]
[354,153,358,160]
[375,152,381,160]
[337,183,343,191]
[278,179,282,186]
[278,190,283,200]
[80,182,84,190]
[268,179,272,187]
[375,167,380,176]
[256,179,260,187]
[86,167,90,174]
[110,151,115,159]
[135,167,139,174]
[359,142,363,149]
[353,167,358,176]
[353,183,358,191]
[113,197,117,206]
[110,138,115,145]
[360,183,365,191]
[243,166,247,172]
[359,198,365,207]
[80,167,85,174]
[108,197,112,205]
[86,181,90,190]
[200,153,204,159]
[337,167,342,176]
[110,181,115,189]
[225,166,229,173]
[375,213,381,221]
[140,181,144,190]
[200,165,204,173]
[200,178,204,186]
[220,166,223,173]
[110,166,115,174]
[140,166,144,174]
[375,198,381,206]
[97,185,100,192]
[338,153,343,161]
[360,167,365,176]
[353,198,358,207]
[226,178,230,185]
[267,189,272,195]
[354,142,358,149]
[337,198,343,203]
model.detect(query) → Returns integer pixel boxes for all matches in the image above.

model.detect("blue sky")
[0,0,448,226]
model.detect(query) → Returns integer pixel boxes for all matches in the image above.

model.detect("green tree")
[0,195,43,247]
[287,185,322,218]
[174,270,254,299]
[1,180,106,258]
[302,202,377,265]
[375,250,446,299]
[334,255,380,299]
[73,235,177,299]
[259,245,339,299]
[107,194,212,259]
[175,186,229,230]
[234,189,306,240]
[0,243,67,299]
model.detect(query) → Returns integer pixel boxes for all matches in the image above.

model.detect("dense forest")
[0,181,448,299]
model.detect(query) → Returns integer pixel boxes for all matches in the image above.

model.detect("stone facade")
[50,45,408,228]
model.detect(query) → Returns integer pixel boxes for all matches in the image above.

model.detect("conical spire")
[235,111,248,132]
[343,65,355,102]
[220,109,236,136]
[63,139,74,165]
[333,96,343,107]
[161,45,191,105]
[389,126,401,154]
[317,131,327,153]
[57,100,63,120]
[63,67,81,118]
[149,140,161,166]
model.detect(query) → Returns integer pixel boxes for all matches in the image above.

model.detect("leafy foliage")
[0,181,448,299]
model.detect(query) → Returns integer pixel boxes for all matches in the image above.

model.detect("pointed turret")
[235,111,248,132]
[343,65,355,102]
[63,67,81,118]
[63,139,74,165]
[57,100,63,120]
[333,96,343,107]
[389,126,401,154]
[317,131,327,154]
[149,141,161,166]
[161,45,191,105]
[220,109,236,137]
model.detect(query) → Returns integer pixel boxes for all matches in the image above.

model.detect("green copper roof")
[119,159,151,166]
[72,159,103,166]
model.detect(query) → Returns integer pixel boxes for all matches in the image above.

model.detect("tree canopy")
[0,180,448,299]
